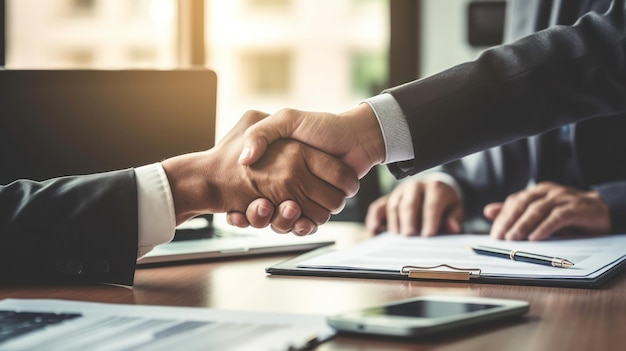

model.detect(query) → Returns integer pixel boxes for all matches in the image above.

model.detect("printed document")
[297,233,626,280]
[0,299,334,351]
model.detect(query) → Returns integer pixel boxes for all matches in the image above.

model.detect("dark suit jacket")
[386,0,626,231]
[0,170,139,285]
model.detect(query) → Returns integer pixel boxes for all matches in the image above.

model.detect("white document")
[297,233,626,280]
[0,299,335,351]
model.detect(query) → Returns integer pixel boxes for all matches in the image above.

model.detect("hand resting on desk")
[364,179,611,241]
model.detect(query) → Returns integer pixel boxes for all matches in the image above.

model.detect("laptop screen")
[0,69,216,184]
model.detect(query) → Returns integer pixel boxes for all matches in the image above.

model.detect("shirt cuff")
[134,163,176,259]
[363,93,415,164]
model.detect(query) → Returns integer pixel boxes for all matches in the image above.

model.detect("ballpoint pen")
[471,245,575,268]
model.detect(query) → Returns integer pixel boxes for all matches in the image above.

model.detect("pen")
[471,245,575,268]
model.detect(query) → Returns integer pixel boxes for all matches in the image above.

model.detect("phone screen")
[363,300,500,319]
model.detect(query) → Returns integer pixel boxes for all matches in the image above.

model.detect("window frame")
[1,0,6,66]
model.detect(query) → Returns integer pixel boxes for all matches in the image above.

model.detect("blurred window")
[5,0,389,222]
[242,51,292,96]
[68,0,97,17]
[5,0,177,68]
[205,0,389,139]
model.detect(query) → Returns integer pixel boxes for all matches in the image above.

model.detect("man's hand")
[486,181,611,241]
[161,111,359,227]
[237,105,386,178]
[226,198,319,236]
[365,179,464,236]
[225,104,385,234]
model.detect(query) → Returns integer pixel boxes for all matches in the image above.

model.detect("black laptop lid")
[0,69,216,184]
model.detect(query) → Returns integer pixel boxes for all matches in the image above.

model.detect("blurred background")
[0,0,505,222]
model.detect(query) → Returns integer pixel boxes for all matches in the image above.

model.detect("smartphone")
[327,295,529,338]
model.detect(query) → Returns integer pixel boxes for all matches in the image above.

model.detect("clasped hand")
[225,105,385,234]
[162,110,365,235]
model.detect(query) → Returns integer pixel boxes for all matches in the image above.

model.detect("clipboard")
[266,234,626,288]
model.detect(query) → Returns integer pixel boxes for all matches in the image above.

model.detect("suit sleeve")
[0,169,139,286]
[439,156,506,220]
[386,0,626,178]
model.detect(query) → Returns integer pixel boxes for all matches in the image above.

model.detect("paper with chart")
[0,299,334,351]
[297,233,626,280]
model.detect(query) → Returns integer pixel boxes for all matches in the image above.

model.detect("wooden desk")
[2,222,625,351]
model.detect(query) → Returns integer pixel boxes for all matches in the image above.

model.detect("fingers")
[243,140,344,226]
[489,189,544,240]
[239,109,301,166]
[219,110,358,235]
[483,202,503,220]
[398,183,422,236]
[370,179,464,237]
[421,180,464,236]
[265,195,329,230]
[293,218,318,236]
[527,191,611,241]
[295,163,348,222]
[527,209,571,241]
[248,199,318,236]
[365,196,389,235]
[385,185,406,235]
[270,201,303,234]
[227,199,318,236]
[444,217,461,233]
[269,203,318,236]
[226,212,251,228]
[488,182,612,241]
[501,199,552,240]
[444,206,464,234]
[304,147,360,198]
[238,105,383,178]
[421,182,446,236]
[237,130,352,230]
[243,198,276,228]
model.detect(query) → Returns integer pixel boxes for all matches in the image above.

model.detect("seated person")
[363,0,626,241]
[229,0,626,236]
[365,120,626,241]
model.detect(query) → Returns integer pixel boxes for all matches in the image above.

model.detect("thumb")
[238,109,300,166]
[483,202,503,220]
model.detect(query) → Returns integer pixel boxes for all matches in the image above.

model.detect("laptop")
[0,69,334,265]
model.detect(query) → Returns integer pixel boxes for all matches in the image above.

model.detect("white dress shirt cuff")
[134,163,176,259]
[362,93,415,164]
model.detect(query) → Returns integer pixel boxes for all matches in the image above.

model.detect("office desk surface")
[2,222,625,351]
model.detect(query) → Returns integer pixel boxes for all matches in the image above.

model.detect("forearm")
[388,1,626,177]
[161,150,216,225]
[0,170,139,285]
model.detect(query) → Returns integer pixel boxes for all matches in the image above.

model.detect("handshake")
[161,103,386,236]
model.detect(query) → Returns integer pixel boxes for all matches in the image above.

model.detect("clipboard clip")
[400,264,481,281]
